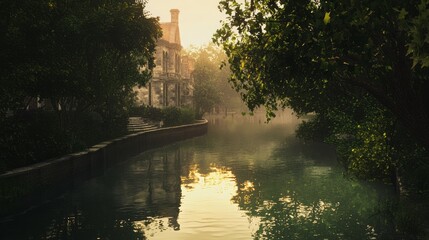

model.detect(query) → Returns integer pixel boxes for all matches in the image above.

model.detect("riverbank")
[0,120,208,220]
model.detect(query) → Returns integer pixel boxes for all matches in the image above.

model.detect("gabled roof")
[160,22,181,46]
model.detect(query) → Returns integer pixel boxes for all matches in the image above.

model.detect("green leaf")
[323,12,331,25]
[398,8,408,20]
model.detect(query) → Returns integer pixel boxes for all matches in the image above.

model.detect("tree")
[189,44,242,116]
[0,0,160,118]
[214,0,429,184]
[0,0,161,171]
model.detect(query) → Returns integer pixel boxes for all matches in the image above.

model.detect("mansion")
[135,9,194,107]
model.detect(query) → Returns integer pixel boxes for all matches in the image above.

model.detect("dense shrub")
[0,110,127,173]
[144,106,164,121]
[0,111,69,172]
[179,107,197,124]
[130,105,197,127]
[130,105,163,121]
[162,107,195,127]
[162,107,190,127]
[161,106,181,127]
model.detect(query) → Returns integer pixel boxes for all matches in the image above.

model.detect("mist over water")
[1,111,396,239]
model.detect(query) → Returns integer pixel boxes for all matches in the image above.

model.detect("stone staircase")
[127,117,159,133]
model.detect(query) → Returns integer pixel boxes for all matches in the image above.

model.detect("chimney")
[170,9,179,24]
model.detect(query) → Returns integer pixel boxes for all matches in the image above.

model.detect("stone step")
[127,126,158,132]
[127,117,159,132]
[128,123,151,127]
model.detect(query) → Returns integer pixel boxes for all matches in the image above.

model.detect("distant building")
[135,9,194,107]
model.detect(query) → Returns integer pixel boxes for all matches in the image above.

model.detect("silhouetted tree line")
[0,0,161,172]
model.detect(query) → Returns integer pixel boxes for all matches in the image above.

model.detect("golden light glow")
[146,0,226,48]
[240,180,255,192]
[145,165,259,239]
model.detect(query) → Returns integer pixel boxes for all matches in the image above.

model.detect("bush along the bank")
[0,110,128,173]
[133,105,164,121]
[162,107,195,127]
[130,105,197,127]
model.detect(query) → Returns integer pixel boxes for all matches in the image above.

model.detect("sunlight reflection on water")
[139,166,260,240]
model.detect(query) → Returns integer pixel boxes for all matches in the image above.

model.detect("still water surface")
[1,113,396,239]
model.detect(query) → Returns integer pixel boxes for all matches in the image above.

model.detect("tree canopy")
[188,44,242,116]
[0,0,161,118]
[214,0,429,185]
[0,0,161,171]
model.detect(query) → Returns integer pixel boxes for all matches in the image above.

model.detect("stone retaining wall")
[0,120,208,219]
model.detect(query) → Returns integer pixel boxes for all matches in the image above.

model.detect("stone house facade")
[135,9,194,107]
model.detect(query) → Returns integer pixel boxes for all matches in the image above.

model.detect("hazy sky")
[145,0,225,49]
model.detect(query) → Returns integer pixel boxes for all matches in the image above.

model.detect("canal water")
[1,112,397,239]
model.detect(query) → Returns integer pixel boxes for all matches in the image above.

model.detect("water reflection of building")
[0,149,183,239]
[135,9,194,107]
[114,150,182,231]
[145,150,182,230]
